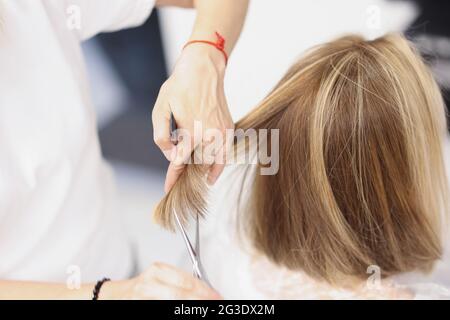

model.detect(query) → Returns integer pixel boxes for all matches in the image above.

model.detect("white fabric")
[201,166,450,300]
[0,0,154,282]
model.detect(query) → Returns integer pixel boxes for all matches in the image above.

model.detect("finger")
[139,281,219,300]
[164,131,200,193]
[136,280,185,300]
[145,263,221,299]
[207,132,232,185]
[146,262,193,290]
[207,163,225,185]
[164,162,186,193]
[172,128,201,166]
[152,97,176,161]
[207,141,225,184]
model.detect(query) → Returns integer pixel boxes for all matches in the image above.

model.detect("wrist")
[179,44,227,74]
[184,30,228,66]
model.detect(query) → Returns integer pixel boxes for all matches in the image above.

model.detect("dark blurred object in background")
[399,0,450,36]
[393,0,450,130]
[96,10,168,170]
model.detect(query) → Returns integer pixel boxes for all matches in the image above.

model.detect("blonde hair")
[155,34,449,282]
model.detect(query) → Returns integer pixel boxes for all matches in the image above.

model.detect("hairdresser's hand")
[152,45,234,193]
[100,262,221,300]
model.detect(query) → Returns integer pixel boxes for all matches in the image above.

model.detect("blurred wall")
[159,0,417,122]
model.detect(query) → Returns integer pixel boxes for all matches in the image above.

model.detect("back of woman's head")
[155,34,449,283]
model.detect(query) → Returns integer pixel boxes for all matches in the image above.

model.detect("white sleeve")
[61,0,155,40]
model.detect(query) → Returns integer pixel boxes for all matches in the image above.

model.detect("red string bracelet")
[183,31,228,65]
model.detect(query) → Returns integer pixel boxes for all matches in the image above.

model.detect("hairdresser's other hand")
[100,262,221,300]
[152,44,234,193]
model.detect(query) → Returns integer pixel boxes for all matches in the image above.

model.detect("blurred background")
[82,0,450,273]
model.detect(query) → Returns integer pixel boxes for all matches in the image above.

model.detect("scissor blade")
[173,210,198,266]
[173,210,213,287]
[195,214,200,258]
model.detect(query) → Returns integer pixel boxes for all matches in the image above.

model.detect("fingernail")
[162,146,176,161]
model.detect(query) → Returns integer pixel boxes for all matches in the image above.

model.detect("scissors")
[173,210,212,288]
[170,115,212,288]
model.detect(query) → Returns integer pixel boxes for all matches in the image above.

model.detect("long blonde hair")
[155,34,449,282]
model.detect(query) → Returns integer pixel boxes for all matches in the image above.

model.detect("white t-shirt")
[0,0,154,282]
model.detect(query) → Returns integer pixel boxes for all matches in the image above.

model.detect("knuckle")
[153,135,161,145]
[159,81,169,93]
[151,108,158,119]
[151,262,164,270]
[153,136,167,147]
[172,157,187,167]
[151,109,160,124]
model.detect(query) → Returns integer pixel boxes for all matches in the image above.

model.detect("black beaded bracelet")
[92,277,110,300]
